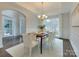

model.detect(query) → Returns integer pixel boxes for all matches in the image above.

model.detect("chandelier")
[37,2,48,21]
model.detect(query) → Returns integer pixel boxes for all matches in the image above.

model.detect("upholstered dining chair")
[46,32,54,49]
[23,32,38,56]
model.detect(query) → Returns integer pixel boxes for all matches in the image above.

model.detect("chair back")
[28,33,36,41]
[22,33,29,48]
[22,32,37,56]
[48,32,54,41]
[27,33,37,47]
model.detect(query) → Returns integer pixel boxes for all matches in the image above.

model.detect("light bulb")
[38,14,48,19]
[38,15,41,18]
[45,15,48,18]
[43,14,46,17]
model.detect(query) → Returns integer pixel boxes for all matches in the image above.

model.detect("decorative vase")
[38,25,45,32]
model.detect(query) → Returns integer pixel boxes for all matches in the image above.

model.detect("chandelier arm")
[38,2,48,20]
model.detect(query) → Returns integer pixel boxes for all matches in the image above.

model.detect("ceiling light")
[38,14,48,20]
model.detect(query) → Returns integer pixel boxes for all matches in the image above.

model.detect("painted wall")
[61,13,70,39]
[26,12,40,33]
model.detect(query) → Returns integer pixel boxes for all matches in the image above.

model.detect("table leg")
[40,37,42,54]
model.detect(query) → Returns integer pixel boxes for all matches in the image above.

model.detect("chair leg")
[48,41,53,51]
[29,48,32,56]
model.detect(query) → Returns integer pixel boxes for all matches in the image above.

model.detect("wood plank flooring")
[0,48,12,57]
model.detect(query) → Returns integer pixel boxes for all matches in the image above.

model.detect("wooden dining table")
[36,32,48,54]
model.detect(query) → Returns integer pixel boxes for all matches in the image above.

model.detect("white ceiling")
[16,2,74,16]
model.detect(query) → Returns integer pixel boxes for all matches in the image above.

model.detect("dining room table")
[36,32,48,54]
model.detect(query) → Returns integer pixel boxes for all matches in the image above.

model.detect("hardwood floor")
[0,48,12,57]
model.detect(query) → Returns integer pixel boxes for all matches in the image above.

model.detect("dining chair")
[47,32,54,49]
[23,32,38,56]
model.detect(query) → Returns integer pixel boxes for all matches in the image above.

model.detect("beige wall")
[61,13,70,39]
[26,11,40,33]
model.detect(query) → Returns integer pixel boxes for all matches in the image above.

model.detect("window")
[3,16,13,36]
[2,10,26,36]
[44,17,60,37]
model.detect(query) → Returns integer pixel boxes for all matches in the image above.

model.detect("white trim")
[0,11,3,48]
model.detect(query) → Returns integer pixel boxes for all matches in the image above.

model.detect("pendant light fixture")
[37,2,48,21]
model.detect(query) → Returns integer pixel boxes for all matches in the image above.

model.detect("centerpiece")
[38,25,45,32]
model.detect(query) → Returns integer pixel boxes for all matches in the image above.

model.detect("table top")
[36,32,48,37]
